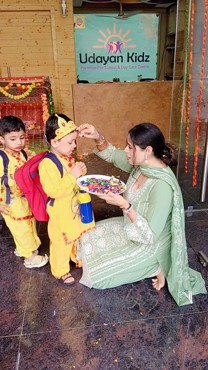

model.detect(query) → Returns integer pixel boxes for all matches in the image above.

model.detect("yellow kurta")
[0,150,41,258]
[39,154,95,278]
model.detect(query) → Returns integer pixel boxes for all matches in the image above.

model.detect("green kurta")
[78,144,207,306]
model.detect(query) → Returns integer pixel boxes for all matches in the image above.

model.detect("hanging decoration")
[41,93,50,126]
[184,0,194,174]
[0,82,36,100]
[192,0,208,186]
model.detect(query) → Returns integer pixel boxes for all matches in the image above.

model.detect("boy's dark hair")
[45,113,72,144]
[0,115,25,136]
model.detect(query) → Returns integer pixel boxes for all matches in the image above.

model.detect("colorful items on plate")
[77,175,126,195]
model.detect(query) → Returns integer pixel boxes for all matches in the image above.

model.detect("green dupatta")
[140,165,207,306]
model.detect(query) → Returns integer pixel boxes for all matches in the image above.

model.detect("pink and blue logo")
[93,23,136,54]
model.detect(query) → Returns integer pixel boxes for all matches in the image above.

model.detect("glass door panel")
[170,0,208,212]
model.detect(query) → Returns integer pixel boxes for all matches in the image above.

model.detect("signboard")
[74,14,159,83]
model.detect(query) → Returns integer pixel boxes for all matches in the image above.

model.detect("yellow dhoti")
[0,150,41,258]
[39,156,95,278]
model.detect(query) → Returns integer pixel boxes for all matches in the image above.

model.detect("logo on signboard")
[74,16,85,28]
[93,23,136,54]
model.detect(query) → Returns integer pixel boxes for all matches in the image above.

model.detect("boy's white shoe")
[14,249,38,258]
[24,254,48,269]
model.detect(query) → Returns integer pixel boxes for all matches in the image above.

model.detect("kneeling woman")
[77,122,207,306]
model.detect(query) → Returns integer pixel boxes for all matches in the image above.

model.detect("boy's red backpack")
[14,151,63,222]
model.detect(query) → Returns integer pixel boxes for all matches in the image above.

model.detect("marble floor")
[0,155,207,370]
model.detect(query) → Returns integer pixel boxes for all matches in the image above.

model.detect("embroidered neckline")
[4,149,26,166]
[57,153,75,168]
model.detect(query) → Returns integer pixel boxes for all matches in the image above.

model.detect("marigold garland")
[0,82,36,100]
[41,93,49,126]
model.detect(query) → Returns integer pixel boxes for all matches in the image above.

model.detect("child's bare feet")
[152,271,165,291]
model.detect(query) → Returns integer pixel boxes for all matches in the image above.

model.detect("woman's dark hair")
[0,115,25,136]
[129,122,177,167]
[45,113,72,143]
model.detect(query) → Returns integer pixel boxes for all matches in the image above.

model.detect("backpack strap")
[0,150,10,204]
[21,149,28,160]
[44,152,64,207]
[0,150,28,205]
[44,152,64,177]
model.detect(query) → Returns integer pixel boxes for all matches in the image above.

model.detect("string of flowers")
[184,0,194,174]
[0,82,36,100]
[41,93,49,126]
[192,0,208,186]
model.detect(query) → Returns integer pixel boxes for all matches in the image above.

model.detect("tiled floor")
[0,155,207,370]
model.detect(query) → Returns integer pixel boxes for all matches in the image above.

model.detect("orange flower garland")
[0,82,37,100]
[185,0,195,174]
[192,0,208,186]
[41,93,49,126]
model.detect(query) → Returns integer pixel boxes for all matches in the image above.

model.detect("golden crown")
[55,114,77,140]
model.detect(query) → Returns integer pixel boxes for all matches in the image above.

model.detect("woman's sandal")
[24,254,48,269]
[57,273,75,286]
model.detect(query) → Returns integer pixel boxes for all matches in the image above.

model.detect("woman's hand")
[97,192,129,209]
[98,192,135,222]
[78,123,100,140]
[0,204,10,215]
[70,161,87,179]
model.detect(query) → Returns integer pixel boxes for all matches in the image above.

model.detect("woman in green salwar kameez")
[77,123,207,306]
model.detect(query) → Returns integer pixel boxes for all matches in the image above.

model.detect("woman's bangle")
[95,131,106,146]
[122,203,133,214]
[96,138,106,146]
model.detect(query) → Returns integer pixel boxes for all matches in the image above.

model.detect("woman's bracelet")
[95,131,106,146]
[122,203,133,214]
[96,138,106,146]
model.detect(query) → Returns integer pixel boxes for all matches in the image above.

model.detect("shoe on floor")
[14,249,38,258]
[24,254,48,269]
